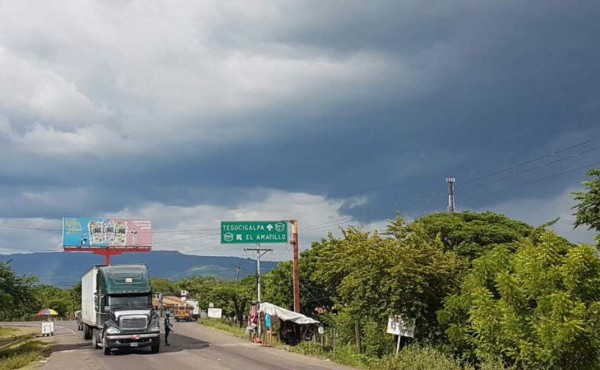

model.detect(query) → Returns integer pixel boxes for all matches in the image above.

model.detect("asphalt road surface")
[2,321,353,370]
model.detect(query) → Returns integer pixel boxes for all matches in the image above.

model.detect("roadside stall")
[257,302,320,346]
[37,309,58,336]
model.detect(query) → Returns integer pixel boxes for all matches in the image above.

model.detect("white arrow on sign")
[266,224,273,231]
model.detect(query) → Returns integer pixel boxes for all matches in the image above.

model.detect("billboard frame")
[62,217,153,265]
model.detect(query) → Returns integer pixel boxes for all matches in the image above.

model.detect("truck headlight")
[106,327,121,335]
[149,316,160,332]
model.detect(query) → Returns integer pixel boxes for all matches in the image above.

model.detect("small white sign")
[207,308,223,319]
[387,316,416,338]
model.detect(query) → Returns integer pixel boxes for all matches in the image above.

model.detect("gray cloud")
[0,0,599,253]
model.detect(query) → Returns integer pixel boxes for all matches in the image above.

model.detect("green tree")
[34,285,72,318]
[440,231,600,369]
[573,169,600,244]
[0,261,37,320]
[313,220,466,344]
[150,278,179,296]
[210,277,254,327]
[178,276,220,311]
[263,247,335,316]
[413,211,533,260]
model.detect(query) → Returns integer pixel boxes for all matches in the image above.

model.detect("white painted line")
[54,325,78,336]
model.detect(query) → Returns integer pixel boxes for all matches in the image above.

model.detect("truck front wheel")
[151,343,160,354]
[103,336,111,355]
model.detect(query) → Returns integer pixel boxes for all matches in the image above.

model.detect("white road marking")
[54,325,78,336]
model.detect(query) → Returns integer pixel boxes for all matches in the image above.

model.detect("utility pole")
[234,265,242,282]
[290,219,300,313]
[244,244,272,303]
[446,177,456,213]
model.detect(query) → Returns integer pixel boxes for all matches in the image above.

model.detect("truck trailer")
[81,265,161,355]
[187,299,200,321]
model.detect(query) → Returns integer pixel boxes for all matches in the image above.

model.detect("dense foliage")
[573,169,600,245]
[411,212,533,260]
[313,220,466,344]
[441,231,600,369]
[0,261,38,320]
[263,247,335,316]
[259,198,600,368]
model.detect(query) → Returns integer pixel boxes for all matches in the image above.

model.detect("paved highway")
[3,321,352,370]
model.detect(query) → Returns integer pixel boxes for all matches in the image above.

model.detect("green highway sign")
[220,221,288,244]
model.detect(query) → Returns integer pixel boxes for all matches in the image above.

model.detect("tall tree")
[413,211,534,260]
[573,168,600,244]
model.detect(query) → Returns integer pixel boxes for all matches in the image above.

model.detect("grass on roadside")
[198,319,248,339]
[197,319,501,370]
[0,329,17,339]
[0,327,51,370]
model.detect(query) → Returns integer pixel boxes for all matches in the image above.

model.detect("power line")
[459,144,600,194]
[461,138,598,187]
[462,159,600,203]
[404,137,600,204]
[0,224,61,231]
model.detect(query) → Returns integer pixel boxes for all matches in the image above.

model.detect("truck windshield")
[109,295,150,310]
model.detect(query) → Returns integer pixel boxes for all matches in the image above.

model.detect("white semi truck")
[186,299,200,321]
[81,265,161,355]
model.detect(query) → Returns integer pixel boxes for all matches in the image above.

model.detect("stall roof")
[258,302,319,325]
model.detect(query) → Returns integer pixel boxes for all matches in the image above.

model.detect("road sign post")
[221,221,288,244]
[221,220,296,318]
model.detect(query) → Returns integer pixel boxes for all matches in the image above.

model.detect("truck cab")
[81,265,161,355]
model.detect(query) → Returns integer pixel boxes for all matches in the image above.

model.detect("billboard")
[62,218,152,248]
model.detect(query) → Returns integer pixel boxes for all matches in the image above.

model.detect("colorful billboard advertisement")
[62,218,152,248]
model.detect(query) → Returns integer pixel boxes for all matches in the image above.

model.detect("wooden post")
[290,220,300,313]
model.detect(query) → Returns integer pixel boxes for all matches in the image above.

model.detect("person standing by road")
[164,312,173,345]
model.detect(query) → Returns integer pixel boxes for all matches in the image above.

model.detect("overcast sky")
[1,0,598,260]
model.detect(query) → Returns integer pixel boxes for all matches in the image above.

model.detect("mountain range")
[0,251,279,288]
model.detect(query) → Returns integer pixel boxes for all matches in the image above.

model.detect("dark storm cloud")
[0,0,599,252]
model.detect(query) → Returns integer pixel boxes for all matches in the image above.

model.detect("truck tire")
[91,329,99,349]
[151,343,160,354]
[103,336,110,355]
[84,324,92,340]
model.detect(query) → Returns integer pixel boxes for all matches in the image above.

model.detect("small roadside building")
[257,302,320,345]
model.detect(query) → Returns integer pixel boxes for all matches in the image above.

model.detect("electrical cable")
[462,159,600,203]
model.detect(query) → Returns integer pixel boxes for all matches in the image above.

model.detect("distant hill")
[0,251,279,288]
